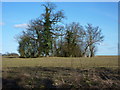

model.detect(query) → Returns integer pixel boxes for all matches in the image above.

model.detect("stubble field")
[2,56,120,89]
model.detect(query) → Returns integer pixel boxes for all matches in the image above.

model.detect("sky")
[1,2,118,55]
[1,0,119,2]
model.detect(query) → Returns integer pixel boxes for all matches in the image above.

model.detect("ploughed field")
[2,56,120,89]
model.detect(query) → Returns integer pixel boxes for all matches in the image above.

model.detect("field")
[2,56,120,89]
[2,56,118,68]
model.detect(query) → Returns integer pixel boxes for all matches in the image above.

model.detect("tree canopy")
[17,3,104,58]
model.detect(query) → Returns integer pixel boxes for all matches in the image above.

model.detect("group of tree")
[2,52,19,57]
[17,3,104,58]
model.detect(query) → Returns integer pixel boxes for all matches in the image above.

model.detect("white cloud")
[14,23,28,29]
[100,43,109,46]
[0,22,4,26]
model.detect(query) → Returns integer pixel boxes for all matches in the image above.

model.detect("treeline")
[17,3,104,58]
[2,52,19,57]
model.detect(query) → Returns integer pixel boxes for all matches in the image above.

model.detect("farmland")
[2,56,120,89]
[2,56,118,68]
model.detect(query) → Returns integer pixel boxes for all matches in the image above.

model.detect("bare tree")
[83,24,104,57]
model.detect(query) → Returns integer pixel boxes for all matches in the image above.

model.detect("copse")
[18,3,65,57]
[58,22,85,57]
[17,3,104,58]
[56,22,104,57]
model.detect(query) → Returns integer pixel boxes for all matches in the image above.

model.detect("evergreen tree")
[18,3,65,57]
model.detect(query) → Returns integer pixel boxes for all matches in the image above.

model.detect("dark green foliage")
[41,3,65,56]
[60,22,83,57]
[17,3,104,58]
[18,32,38,58]
[18,3,65,58]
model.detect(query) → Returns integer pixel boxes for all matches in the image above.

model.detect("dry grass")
[2,67,120,89]
[2,56,119,89]
[2,56,118,69]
